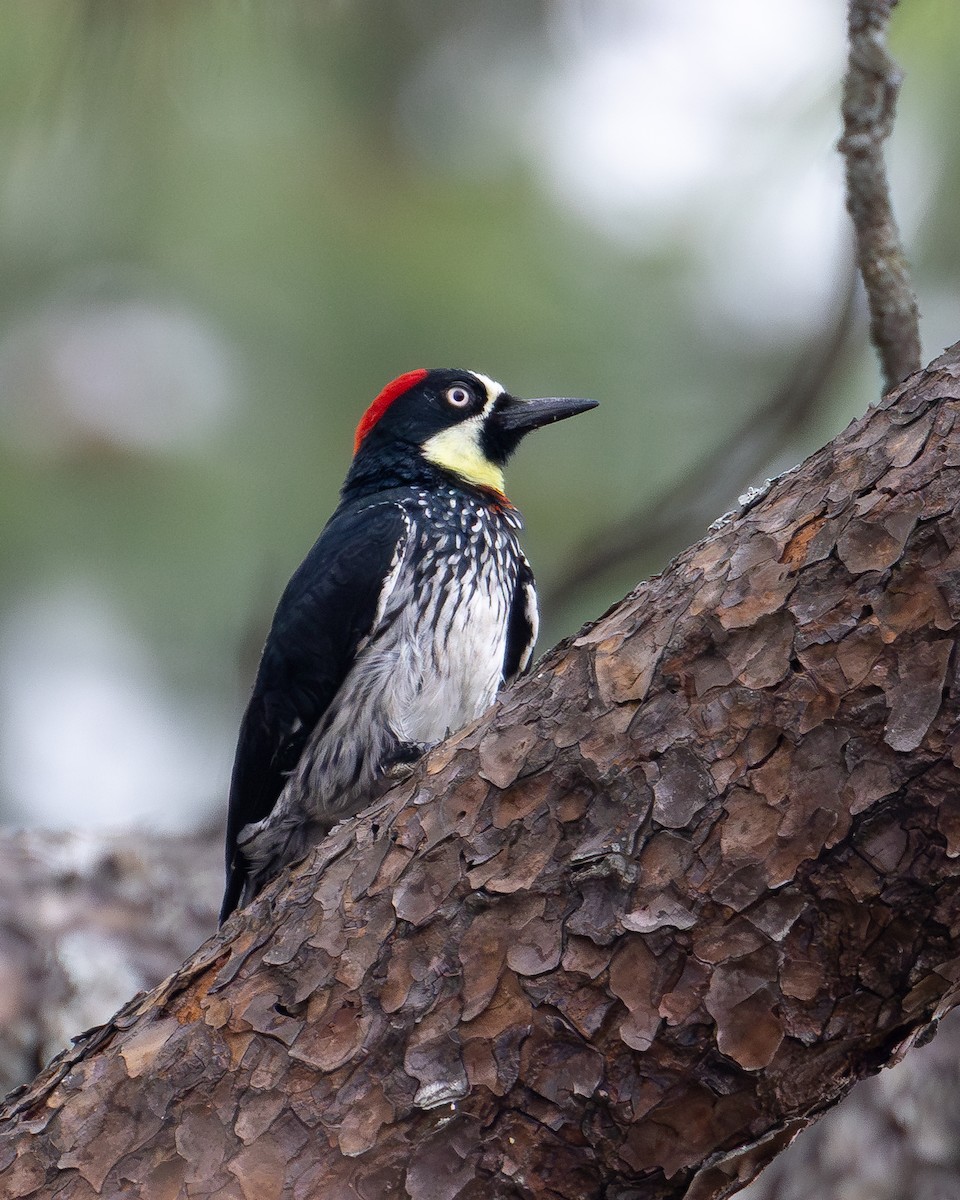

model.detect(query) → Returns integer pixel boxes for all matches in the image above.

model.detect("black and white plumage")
[220,368,596,923]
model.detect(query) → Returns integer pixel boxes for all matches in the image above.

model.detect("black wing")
[220,498,408,921]
[503,553,538,683]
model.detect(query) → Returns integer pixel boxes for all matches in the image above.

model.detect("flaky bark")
[3,345,960,1198]
[740,1006,960,1200]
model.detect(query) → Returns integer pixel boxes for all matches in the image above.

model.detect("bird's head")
[347,368,598,497]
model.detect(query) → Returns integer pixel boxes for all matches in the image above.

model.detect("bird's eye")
[444,384,473,409]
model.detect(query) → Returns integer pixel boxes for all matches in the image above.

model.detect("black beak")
[493,394,599,435]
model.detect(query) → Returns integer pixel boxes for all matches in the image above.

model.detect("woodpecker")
[220,368,597,923]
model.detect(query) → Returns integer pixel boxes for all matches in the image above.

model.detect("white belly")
[275,495,526,838]
[385,578,511,745]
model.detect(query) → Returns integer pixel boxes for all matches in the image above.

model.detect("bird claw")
[384,742,429,780]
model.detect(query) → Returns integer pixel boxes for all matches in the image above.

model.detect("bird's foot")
[384,741,429,780]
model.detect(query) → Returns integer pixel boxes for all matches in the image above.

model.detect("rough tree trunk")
[2,345,960,1199]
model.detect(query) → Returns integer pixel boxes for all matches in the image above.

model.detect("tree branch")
[2,343,960,1198]
[840,0,921,391]
[551,0,923,613]
[740,1006,960,1200]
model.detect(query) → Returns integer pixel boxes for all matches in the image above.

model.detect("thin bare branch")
[840,0,921,391]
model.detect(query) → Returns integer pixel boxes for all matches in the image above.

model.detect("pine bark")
[3,346,960,1200]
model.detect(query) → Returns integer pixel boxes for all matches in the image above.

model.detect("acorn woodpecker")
[220,368,597,922]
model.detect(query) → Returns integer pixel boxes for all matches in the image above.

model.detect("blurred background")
[0,0,958,836]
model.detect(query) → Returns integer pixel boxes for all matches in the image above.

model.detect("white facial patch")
[469,372,505,410]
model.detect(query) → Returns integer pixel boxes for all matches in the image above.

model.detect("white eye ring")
[444,384,472,408]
